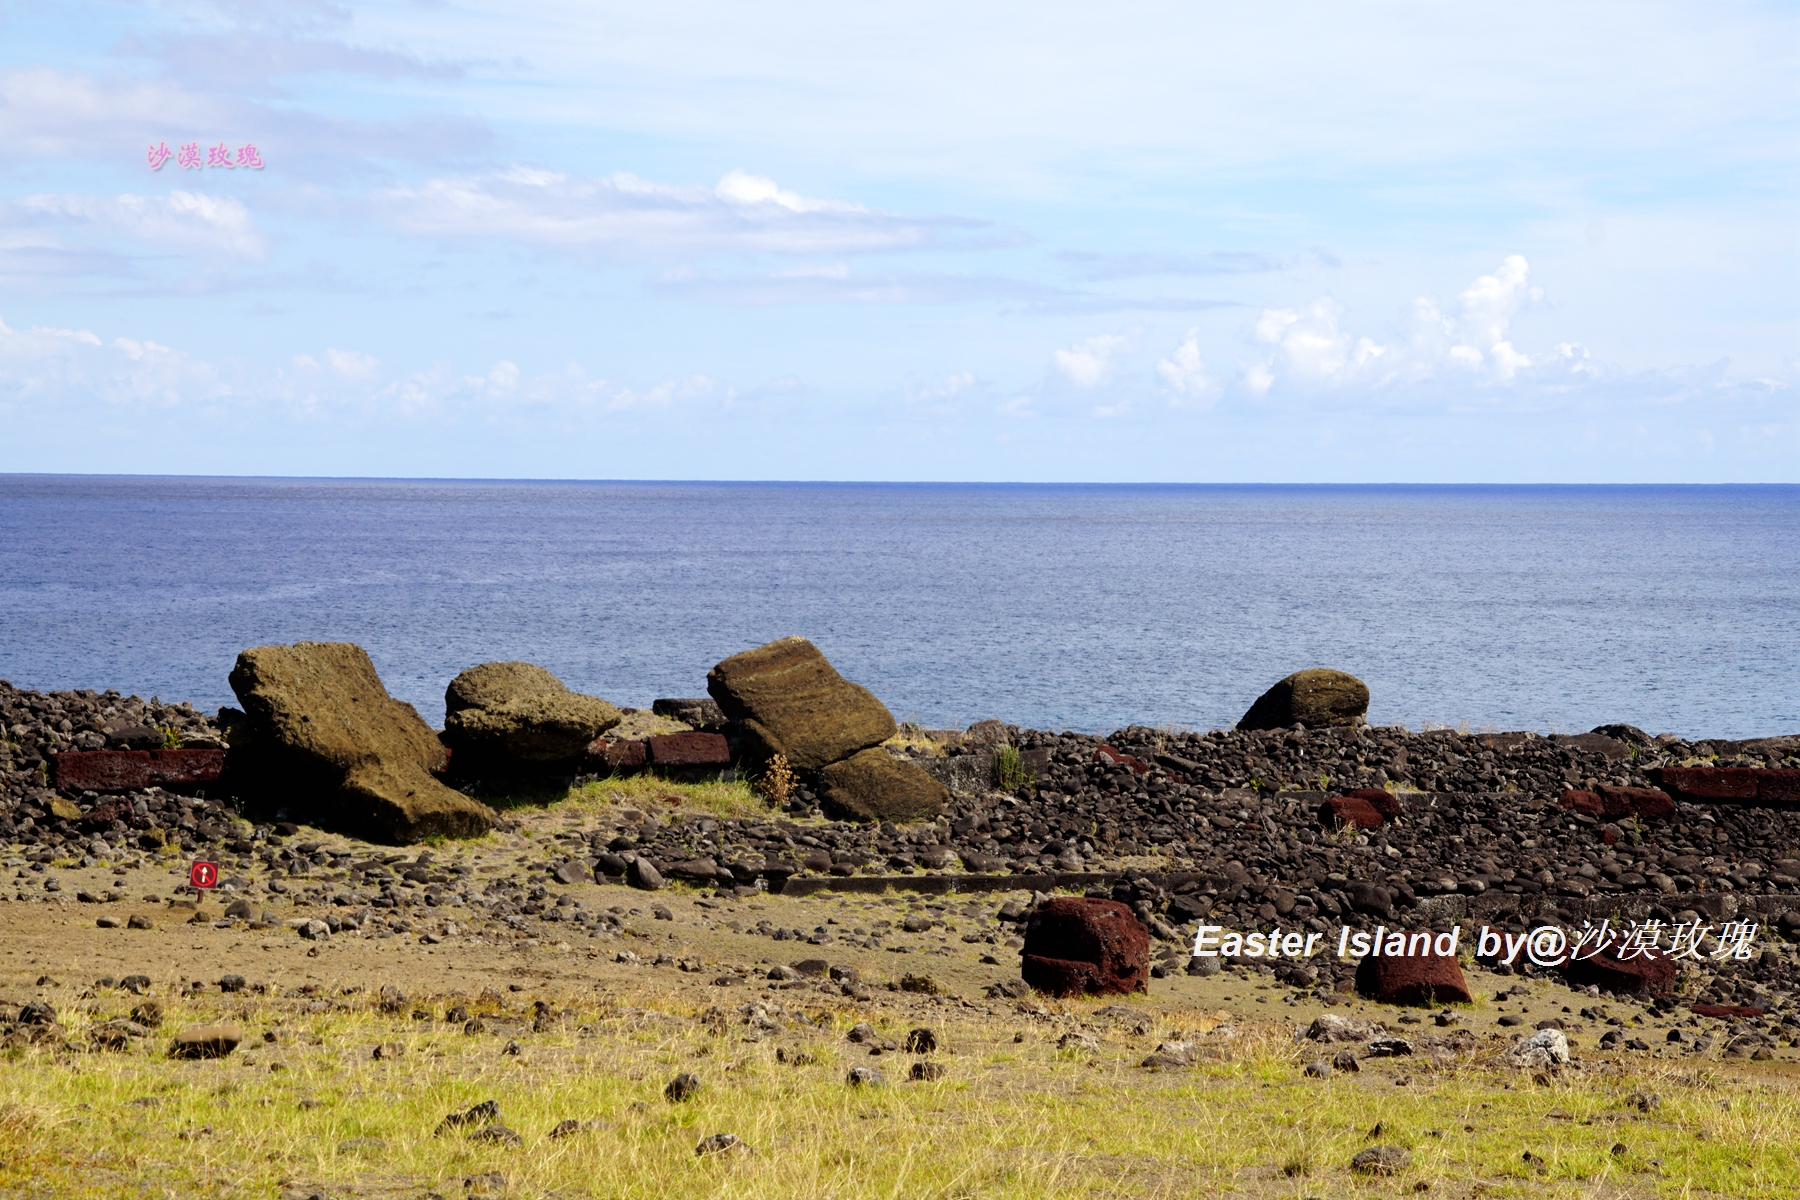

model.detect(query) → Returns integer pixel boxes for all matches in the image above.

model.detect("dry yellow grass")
[4,972,1799,1200]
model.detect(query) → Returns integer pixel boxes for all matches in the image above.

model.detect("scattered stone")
[903,1027,937,1053]
[627,859,665,891]
[464,1171,507,1198]
[665,1073,702,1102]
[898,973,943,995]
[1304,1059,1332,1078]
[1350,1145,1410,1176]
[695,1132,747,1156]
[1305,1014,1383,1043]
[1332,1049,1361,1073]
[438,1100,501,1134]
[1505,1029,1571,1068]
[845,1066,884,1087]
[651,697,727,728]
[169,1023,244,1059]
[910,1061,948,1081]
[127,914,154,930]
[219,974,247,993]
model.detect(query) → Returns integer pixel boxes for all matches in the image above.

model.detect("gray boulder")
[1237,668,1369,730]
[443,661,621,764]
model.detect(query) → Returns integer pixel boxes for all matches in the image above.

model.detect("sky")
[0,0,1795,482]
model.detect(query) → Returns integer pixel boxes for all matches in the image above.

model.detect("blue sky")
[0,0,1794,481]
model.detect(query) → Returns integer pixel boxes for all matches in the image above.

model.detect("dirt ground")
[6,799,1800,1200]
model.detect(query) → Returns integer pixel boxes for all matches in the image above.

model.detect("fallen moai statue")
[706,636,948,822]
[223,641,494,844]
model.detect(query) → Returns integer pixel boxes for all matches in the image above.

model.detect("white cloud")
[1243,255,1551,393]
[13,191,267,259]
[0,315,225,408]
[377,168,977,260]
[1051,333,1128,387]
[1156,327,1216,405]
[0,68,219,159]
[323,348,380,379]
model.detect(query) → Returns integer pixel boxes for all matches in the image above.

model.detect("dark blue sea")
[0,477,1795,739]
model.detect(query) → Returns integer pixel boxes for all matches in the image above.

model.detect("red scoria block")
[1655,766,1757,800]
[1094,745,1151,775]
[593,739,647,771]
[1020,897,1149,998]
[1560,947,1677,996]
[1755,770,1800,803]
[1354,943,1472,1006]
[1345,787,1402,820]
[52,748,223,794]
[1691,1004,1764,1019]
[1323,794,1385,829]
[1560,787,1675,821]
[1595,784,1676,819]
[646,731,731,767]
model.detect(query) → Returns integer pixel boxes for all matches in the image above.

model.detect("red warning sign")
[189,861,219,889]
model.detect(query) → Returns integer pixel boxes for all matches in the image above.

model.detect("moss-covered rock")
[226,641,493,844]
[1237,668,1369,731]
[819,748,948,823]
[443,661,621,765]
[706,637,896,773]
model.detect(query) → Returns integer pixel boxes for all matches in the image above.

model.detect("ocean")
[1,477,1795,739]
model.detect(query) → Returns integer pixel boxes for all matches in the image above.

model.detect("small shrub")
[993,744,1034,791]
[159,726,184,749]
[756,754,796,807]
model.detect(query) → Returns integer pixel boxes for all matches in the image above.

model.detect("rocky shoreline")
[5,667,1800,1019]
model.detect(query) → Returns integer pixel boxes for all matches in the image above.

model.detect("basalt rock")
[443,661,621,766]
[706,637,897,773]
[224,641,493,844]
[1237,669,1369,731]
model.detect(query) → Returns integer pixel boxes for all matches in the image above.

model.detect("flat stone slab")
[1657,767,1800,805]
[53,748,224,793]
[646,732,731,767]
